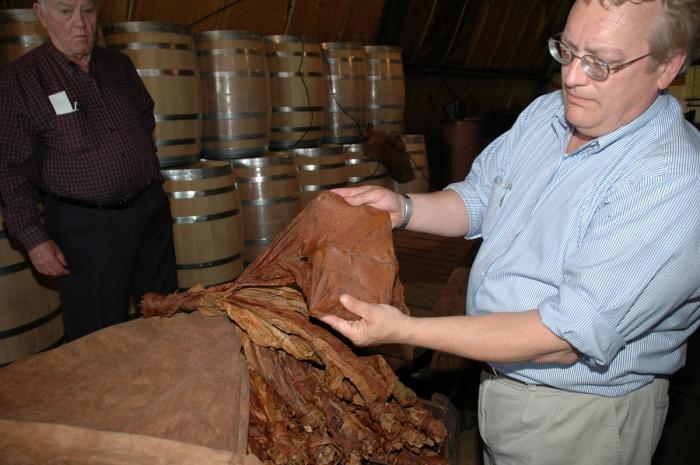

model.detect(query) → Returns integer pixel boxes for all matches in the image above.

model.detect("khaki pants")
[479,371,669,465]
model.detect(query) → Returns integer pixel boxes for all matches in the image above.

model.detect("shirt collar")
[550,92,670,156]
[45,40,98,75]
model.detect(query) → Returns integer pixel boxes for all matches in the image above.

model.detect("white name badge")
[49,91,78,115]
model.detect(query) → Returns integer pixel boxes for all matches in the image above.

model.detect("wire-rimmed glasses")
[548,34,651,81]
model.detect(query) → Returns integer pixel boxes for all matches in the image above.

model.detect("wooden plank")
[493,0,540,70]
[395,0,437,63]
[463,0,496,68]
[286,0,351,42]
[339,0,385,44]
[421,0,470,64]
[131,0,220,27]
[442,0,482,66]
[393,230,478,315]
[217,0,287,36]
[483,0,516,69]
[525,0,573,73]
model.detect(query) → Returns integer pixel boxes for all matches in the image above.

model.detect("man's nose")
[73,9,87,26]
[562,56,589,87]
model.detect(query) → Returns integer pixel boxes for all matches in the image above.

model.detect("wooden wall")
[377,0,572,187]
[2,0,386,41]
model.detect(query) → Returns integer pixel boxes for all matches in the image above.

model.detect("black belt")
[52,183,152,210]
[483,365,545,387]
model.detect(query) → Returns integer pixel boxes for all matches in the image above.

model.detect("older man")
[0,0,177,340]
[324,1,700,464]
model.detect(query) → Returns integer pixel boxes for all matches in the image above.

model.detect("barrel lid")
[264,34,319,45]
[161,160,232,181]
[363,45,402,54]
[321,41,363,50]
[0,9,38,22]
[102,21,191,36]
[194,30,261,42]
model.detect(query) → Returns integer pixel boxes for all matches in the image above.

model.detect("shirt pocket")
[46,111,98,154]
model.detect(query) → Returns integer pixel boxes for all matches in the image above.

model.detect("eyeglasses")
[548,35,651,81]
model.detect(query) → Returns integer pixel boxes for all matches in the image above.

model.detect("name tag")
[49,91,78,115]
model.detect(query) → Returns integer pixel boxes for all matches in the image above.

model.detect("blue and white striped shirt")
[448,91,700,397]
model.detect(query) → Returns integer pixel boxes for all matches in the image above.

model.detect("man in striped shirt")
[326,1,700,464]
[0,1,177,340]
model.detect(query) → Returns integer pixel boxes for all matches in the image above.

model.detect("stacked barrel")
[195,30,270,159]
[103,22,202,168]
[92,22,424,282]
[364,45,405,134]
[102,23,235,288]
[160,161,245,288]
[1,214,64,367]
[0,9,46,71]
[392,134,429,193]
[265,35,325,150]
[0,9,61,365]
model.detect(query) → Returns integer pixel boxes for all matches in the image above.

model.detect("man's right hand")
[331,185,405,227]
[28,240,69,276]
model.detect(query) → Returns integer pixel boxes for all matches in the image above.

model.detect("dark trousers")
[45,182,178,340]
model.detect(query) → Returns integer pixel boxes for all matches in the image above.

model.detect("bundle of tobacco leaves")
[142,192,447,465]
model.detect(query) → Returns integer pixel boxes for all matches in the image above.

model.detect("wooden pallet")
[393,230,480,316]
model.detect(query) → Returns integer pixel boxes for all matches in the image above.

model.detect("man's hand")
[331,185,405,228]
[28,240,69,276]
[319,294,410,347]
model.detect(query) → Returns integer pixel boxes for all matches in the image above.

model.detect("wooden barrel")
[292,145,347,206]
[231,154,302,265]
[161,161,244,289]
[343,143,390,188]
[441,118,482,184]
[195,30,270,159]
[392,134,429,193]
[364,46,405,134]
[264,34,325,150]
[102,22,202,168]
[0,216,63,366]
[0,9,46,70]
[320,42,368,144]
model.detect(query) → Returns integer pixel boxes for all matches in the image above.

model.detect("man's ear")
[33,2,48,29]
[657,50,688,91]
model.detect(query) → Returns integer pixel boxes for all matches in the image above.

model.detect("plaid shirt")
[0,41,161,251]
